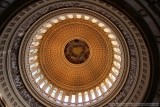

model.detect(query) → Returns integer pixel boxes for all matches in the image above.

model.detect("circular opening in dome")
[64,39,90,64]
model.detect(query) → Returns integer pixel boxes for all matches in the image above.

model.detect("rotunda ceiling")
[38,18,114,90]
[0,0,154,107]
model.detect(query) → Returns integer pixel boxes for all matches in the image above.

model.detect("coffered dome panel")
[38,18,113,90]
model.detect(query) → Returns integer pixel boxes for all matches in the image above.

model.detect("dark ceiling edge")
[0,0,46,106]
[0,0,36,34]
[104,0,160,105]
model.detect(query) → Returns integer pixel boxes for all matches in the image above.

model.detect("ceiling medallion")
[64,39,90,64]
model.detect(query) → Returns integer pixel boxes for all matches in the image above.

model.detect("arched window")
[71,95,76,103]
[112,67,119,76]
[96,87,102,97]
[114,54,121,61]
[30,62,39,69]
[109,73,116,82]
[64,95,69,102]
[57,90,63,100]
[101,83,107,92]
[31,42,40,46]
[113,61,120,68]
[105,78,112,88]
[90,90,96,100]
[32,69,41,76]
[84,91,89,102]
[45,84,52,94]
[51,88,57,98]
[78,93,82,103]
[35,34,43,39]
[35,74,44,83]
[40,80,47,89]
[29,55,38,61]
[113,48,121,53]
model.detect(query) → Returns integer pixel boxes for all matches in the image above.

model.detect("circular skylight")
[64,39,90,64]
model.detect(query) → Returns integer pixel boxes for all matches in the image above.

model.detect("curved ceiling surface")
[0,0,157,107]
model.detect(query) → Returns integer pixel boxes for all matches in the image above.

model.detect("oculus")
[64,39,90,64]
